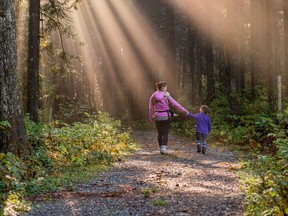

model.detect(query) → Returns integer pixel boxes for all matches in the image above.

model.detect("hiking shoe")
[160,145,167,154]
[197,145,201,153]
[202,147,206,155]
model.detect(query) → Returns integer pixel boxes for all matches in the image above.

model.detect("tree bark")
[188,22,197,103]
[284,1,288,97]
[250,0,262,98]
[167,7,177,96]
[0,1,29,154]
[205,23,215,103]
[266,0,276,112]
[26,0,40,122]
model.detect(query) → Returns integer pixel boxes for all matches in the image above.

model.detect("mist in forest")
[64,0,179,120]
[21,0,287,121]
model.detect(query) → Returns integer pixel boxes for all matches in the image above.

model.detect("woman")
[149,81,188,154]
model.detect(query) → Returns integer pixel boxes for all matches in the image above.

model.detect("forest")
[0,0,287,215]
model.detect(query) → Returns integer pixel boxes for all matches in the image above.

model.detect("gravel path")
[21,130,244,216]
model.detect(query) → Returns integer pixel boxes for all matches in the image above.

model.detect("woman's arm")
[149,93,156,121]
[168,96,188,113]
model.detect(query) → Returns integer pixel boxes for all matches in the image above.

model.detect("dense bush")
[240,110,288,216]
[45,112,135,168]
[242,138,288,215]
[0,112,137,215]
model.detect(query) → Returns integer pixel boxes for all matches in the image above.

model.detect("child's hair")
[156,81,167,90]
[200,105,210,114]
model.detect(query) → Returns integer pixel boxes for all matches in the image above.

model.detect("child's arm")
[186,112,198,119]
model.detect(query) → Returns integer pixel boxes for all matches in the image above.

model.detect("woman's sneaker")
[160,145,167,154]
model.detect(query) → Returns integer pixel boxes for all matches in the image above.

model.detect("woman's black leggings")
[155,120,170,147]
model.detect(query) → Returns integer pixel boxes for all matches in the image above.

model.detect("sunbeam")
[165,0,248,56]
[62,0,182,118]
[50,0,281,119]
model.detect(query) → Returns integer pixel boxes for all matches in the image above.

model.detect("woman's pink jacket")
[149,91,187,121]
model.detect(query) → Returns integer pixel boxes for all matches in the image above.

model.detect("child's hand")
[180,110,187,114]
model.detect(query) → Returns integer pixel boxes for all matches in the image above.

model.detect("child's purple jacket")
[187,112,212,134]
[149,91,187,121]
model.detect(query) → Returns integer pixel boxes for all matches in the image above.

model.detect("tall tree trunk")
[266,0,276,112]
[224,48,232,95]
[26,0,40,122]
[238,47,245,94]
[200,1,215,104]
[284,1,288,97]
[188,23,197,103]
[196,36,203,103]
[236,0,246,95]
[250,0,262,99]
[0,1,29,154]
[205,24,215,103]
[164,5,177,96]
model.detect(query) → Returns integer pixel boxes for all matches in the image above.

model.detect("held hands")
[178,110,189,116]
[178,109,189,114]
[183,110,189,115]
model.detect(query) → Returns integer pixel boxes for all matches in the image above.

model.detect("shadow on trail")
[21,130,243,216]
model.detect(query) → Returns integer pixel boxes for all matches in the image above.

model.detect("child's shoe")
[160,145,167,154]
[202,147,206,154]
[197,145,201,153]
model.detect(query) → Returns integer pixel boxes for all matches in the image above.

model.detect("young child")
[186,105,212,154]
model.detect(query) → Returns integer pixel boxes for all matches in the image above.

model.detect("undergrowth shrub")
[54,99,97,124]
[0,153,30,215]
[208,92,288,215]
[0,112,137,215]
[45,112,136,169]
[240,110,288,216]
[171,117,195,137]
[242,138,288,215]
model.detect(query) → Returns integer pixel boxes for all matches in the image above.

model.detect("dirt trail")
[22,130,243,216]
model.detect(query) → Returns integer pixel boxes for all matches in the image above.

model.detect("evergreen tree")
[0,0,29,154]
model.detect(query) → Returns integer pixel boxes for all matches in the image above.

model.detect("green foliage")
[2,192,30,216]
[0,121,12,151]
[1,112,137,214]
[126,119,154,130]
[45,112,136,168]
[142,187,158,199]
[54,100,96,124]
[0,153,28,194]
[188,91,288,215]
[242,139,288,216]
[208,92,283,152]
[171,119,196,137]
[25,116,46,147]
[41,0,82,66]
[153,196,168,206]
[0,153,29,215]
[0,121,11,130]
